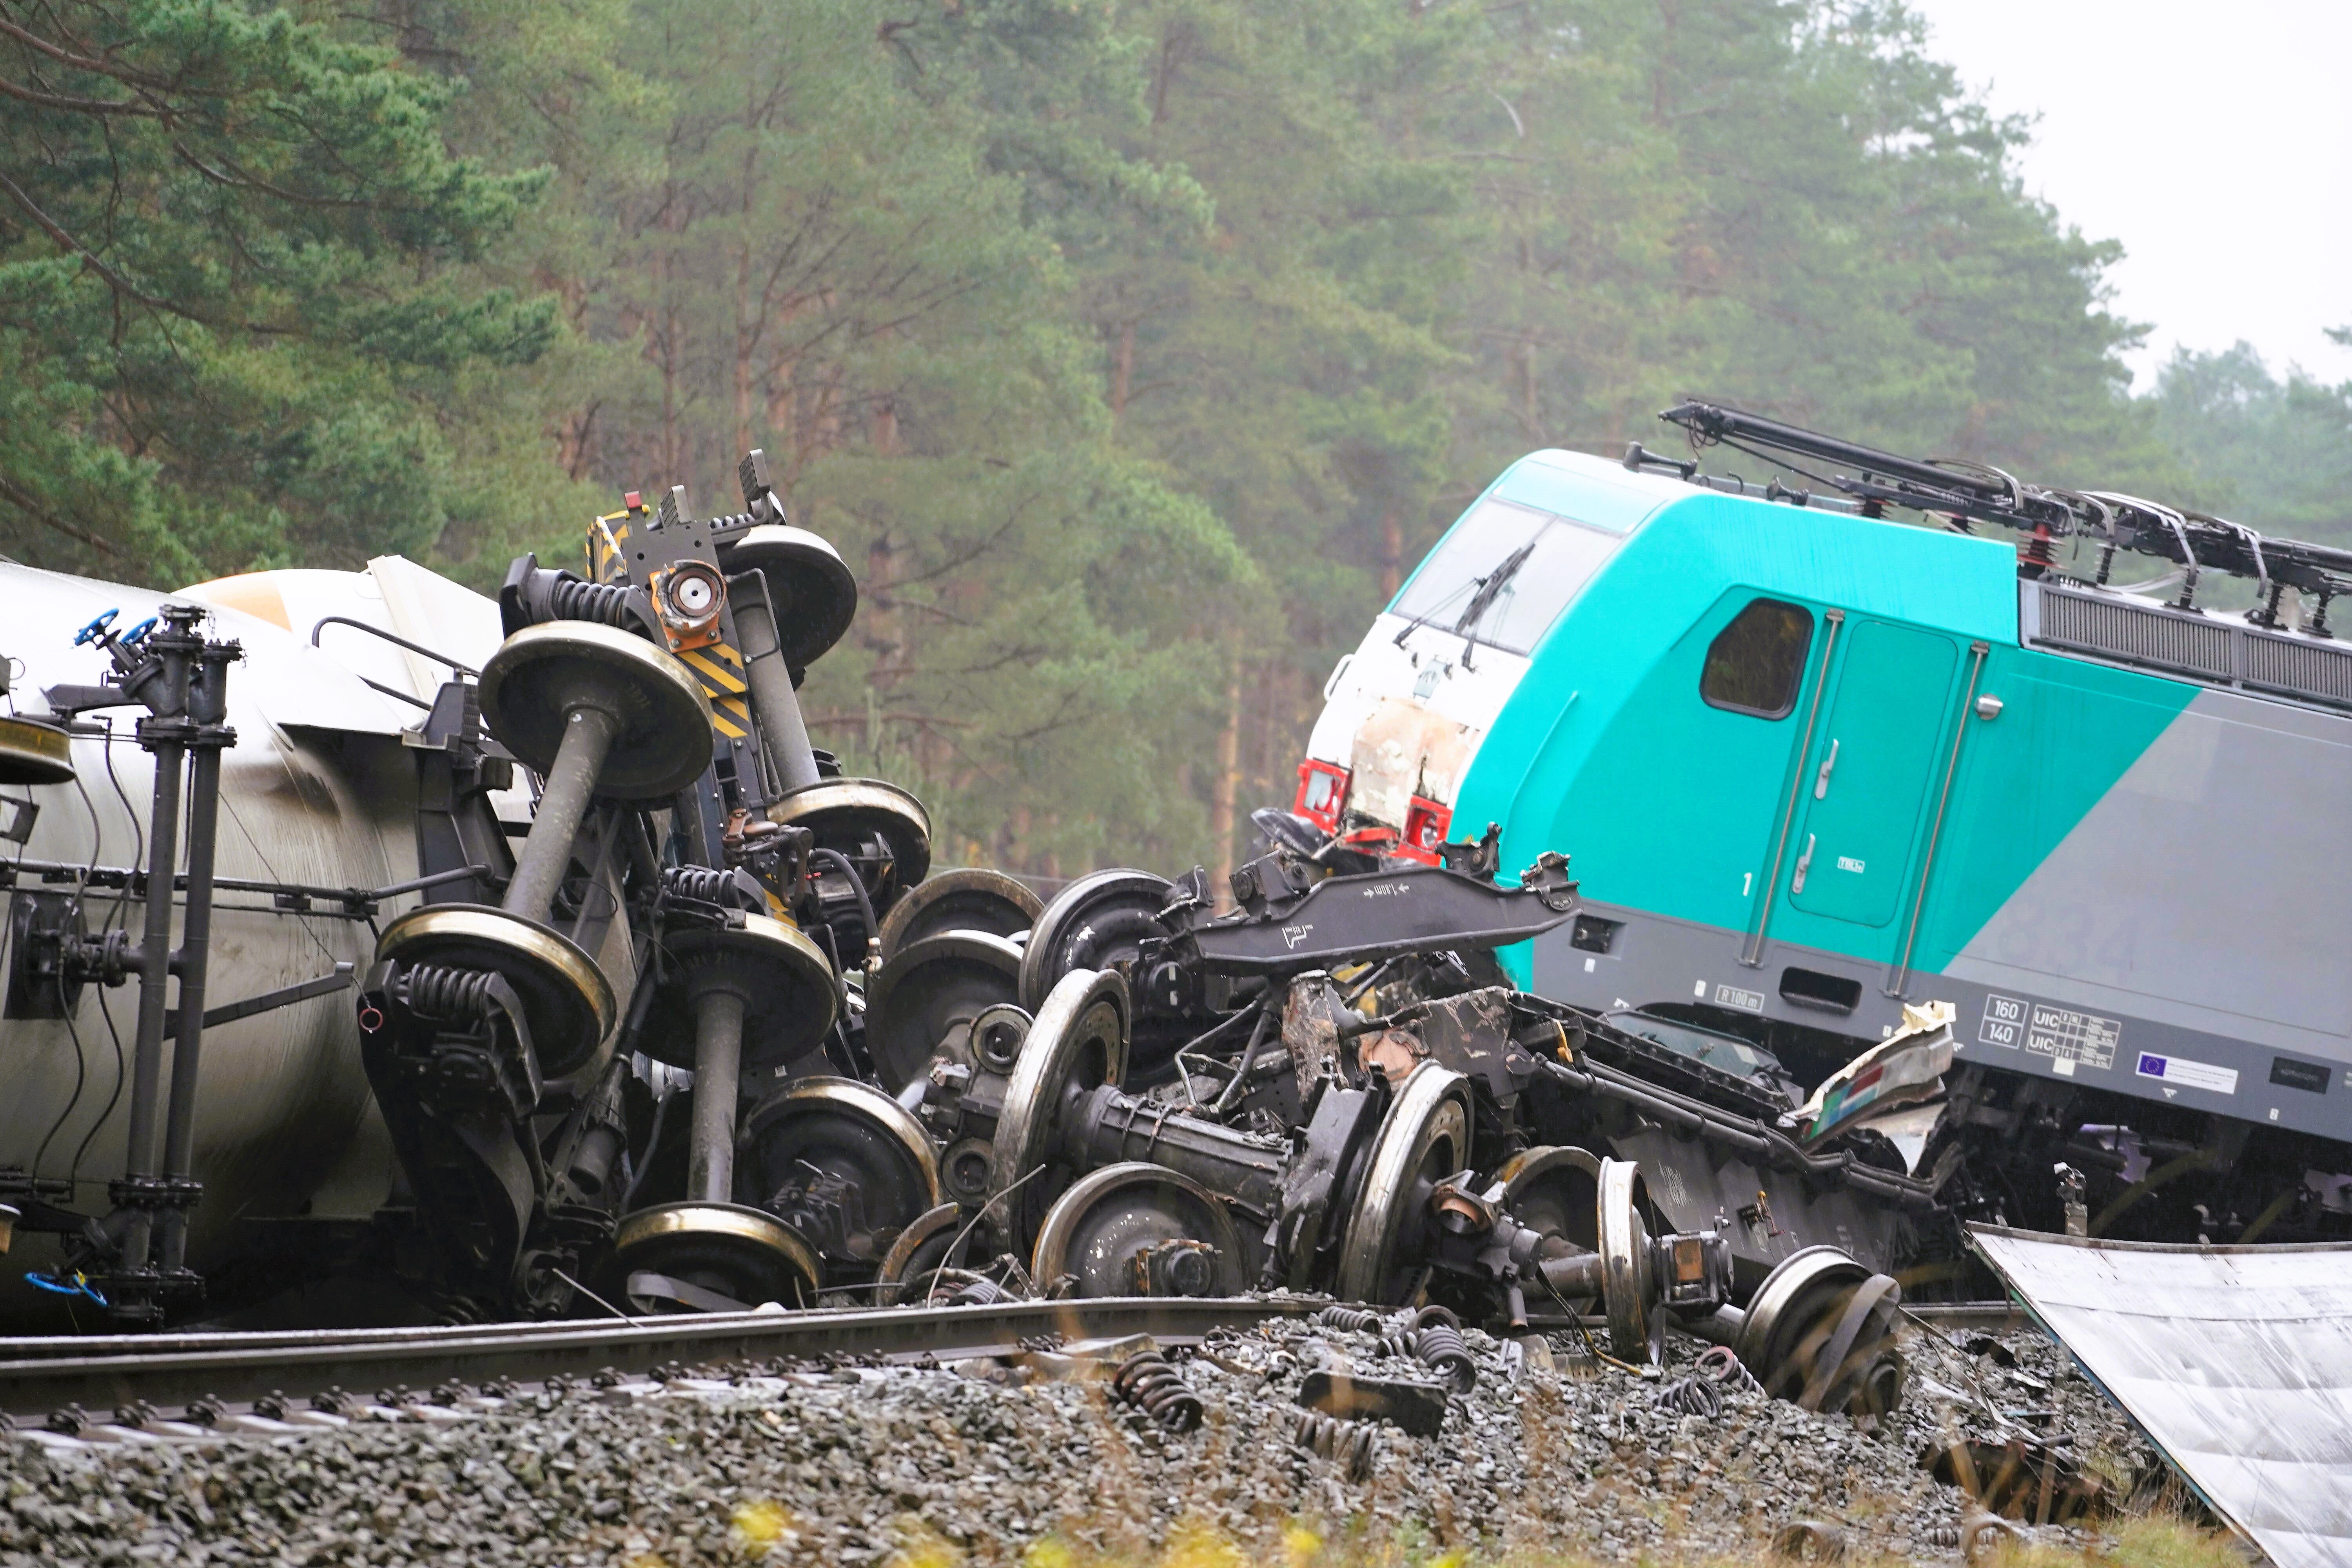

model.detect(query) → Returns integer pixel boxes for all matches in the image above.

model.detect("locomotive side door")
[1785,619,1960,927]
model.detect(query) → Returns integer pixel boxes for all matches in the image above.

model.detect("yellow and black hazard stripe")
[589,512,630,584]
[679,641,753,740]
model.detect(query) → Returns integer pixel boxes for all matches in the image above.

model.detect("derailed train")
[0,425,2167,1414]
[1297,400,2352,1252]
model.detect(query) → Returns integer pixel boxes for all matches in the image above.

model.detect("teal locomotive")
[1295,401,2352,1245]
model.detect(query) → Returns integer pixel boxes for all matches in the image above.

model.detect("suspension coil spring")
[1111,1350,1203,1433]
[1407,1305,1476,1393]
[1652,1370,1724,1419]
[545,575,635,627]
[921,1269,1007,1307]
[1695,1343,1761,1392]
[1290,1410,1375,1482]
[1314,1304,1386,1334]
[946,1276,1007,1308]
[1771,1521,1847,1561]
[662,864,748,907]
[1960,1514,2025,1565]
[396,963,501,1021]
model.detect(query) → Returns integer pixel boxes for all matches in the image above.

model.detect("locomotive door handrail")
[1740,608,1844,967]
[1882,639,1989,997]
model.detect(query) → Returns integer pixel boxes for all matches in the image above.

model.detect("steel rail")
[0,1296,1322,1421]
[1902,1301,2033,1333]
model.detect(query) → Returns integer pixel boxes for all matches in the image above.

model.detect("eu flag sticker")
[2134,1053,2239,1095]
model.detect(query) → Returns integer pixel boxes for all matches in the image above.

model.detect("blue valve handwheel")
[121,617,158,645]
[73,608,118,646]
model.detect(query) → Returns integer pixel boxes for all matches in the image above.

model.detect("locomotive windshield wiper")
[1450,539,1537,669]
[1387,544,1523,661]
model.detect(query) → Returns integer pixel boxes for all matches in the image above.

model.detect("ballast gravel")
[0,1317,2154,1565]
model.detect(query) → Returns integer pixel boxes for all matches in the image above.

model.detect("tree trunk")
[1006,803,1031,875]
[766,357,797,487]
[1516,337,1537,440]
[1209,655,1243,911]
[866,530,898,689]
[660,282,682,484]
[1252,656,1284,814]
[733,242,754,461]
[1111,319,1135,428]
[1379,503,1403,599]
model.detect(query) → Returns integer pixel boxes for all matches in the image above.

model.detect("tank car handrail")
[356,675,433,710]
[308,614,481,679]
[0,855,492,916]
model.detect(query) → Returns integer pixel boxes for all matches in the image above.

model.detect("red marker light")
[1399,796,1451,865]
[1294,759,1349,832]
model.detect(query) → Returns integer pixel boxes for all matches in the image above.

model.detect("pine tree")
[0,0,569,580]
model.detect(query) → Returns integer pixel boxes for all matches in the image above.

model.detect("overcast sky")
[1907,0,2352,390]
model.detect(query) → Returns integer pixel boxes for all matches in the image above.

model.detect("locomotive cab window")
[1388,497,1627,656]
[1701,599,1813,718]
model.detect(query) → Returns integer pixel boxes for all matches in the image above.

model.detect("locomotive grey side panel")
[1526,673,2351,1130]
[1942,685,2352,1136]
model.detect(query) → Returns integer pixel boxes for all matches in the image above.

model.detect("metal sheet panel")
[1971,1224,2352,1568]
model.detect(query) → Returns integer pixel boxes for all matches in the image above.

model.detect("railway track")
[0,1296,1321,1430]
[0,1295,2027,1438]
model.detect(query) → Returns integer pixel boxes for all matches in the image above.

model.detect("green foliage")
[0,0,2300,874]
[0,0,583,580]
[2150,339,2352,547]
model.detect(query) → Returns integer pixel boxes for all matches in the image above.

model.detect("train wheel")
[717,524,858,670]
[0,713,73,786]
[375,905,615,1079]
[1595,1157,1664,1365]
[635,914,838,1071]
[872,1202,967,1305]
[875,868,1042,968]
[1016,869,1172,1012]
[478,620,715,800]
[1735,1245,1905,1414]
[1494,1145,1603,1255]
[739,1076,942,1267]
[768,777,933,909]
[1031,1162,1246,1299]
[612,1201,822,1312]
[987,968,1131,1255]
[1334,1062,1473,1305]
[863,930,1024,1092]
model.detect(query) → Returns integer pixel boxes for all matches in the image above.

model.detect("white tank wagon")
[0,557,508,1329]
[0,450,955,1335]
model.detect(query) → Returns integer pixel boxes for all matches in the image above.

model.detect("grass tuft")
[947,1508,2252,1568]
